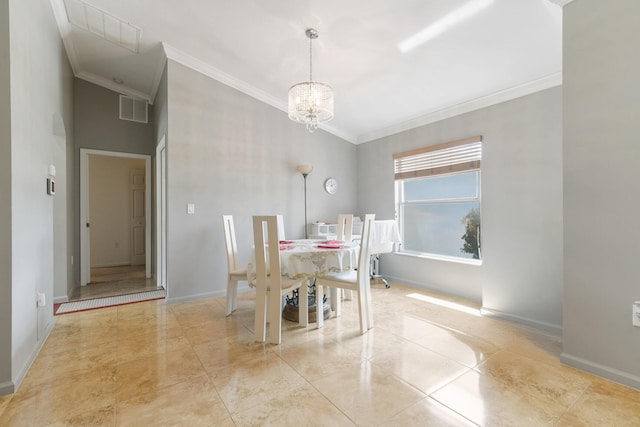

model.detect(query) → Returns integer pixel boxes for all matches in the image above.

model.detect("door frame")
[155,136,167,293]
[80,148,152,286]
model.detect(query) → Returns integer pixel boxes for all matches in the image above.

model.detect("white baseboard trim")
[480,307,562,337]
[166,291,221,305]
[10,319,55,394]
[0,380,15,396]
[560,352,640,391]
[381,275,482,304]
[91,262,130,268]
[53,296,69,304]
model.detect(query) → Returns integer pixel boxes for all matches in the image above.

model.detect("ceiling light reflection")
[398,0,495,53]
[407,293,481,316]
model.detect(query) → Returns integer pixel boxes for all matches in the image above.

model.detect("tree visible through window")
[394,136,482,262]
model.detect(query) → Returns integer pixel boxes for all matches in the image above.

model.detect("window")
[394,136,482,261]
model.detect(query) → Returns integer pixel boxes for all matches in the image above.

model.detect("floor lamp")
[296,165,313,238]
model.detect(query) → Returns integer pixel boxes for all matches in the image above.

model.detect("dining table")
[247,238,360,327]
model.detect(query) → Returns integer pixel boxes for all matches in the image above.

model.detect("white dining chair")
[336,213,353,242]
[317,214,376,334]
[277,214,286,241]
[222,215,249,316]
[336,214,354,300]
[253,215,310,344]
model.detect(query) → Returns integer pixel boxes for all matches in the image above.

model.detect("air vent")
[119,95,148,124]
[63,0,141,53]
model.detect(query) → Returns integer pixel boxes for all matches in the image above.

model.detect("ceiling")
[50,0,565,144]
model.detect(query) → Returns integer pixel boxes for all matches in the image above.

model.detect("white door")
[130,169,146,265]
[81,149,152,286]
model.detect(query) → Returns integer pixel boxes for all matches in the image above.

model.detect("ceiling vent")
[119,95,148,124]
[63,0,141,53]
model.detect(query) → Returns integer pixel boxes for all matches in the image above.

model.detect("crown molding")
[356,72,562,144]
[161,43,356,143]
[76,71,152,103]
[163,44,286,112]
[50,0,79,76]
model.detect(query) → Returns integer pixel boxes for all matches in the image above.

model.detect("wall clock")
[324,177,338,194]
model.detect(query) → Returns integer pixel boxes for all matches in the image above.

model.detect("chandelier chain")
[309,33,313,82]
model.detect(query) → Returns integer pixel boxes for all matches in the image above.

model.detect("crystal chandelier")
[288,28,334,133]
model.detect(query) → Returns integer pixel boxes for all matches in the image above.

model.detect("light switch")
[187,203,195,214]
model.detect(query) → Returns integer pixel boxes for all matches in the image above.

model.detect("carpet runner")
[55,289,166,315]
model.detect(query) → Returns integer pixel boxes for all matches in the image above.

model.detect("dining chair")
[277,214,286,241]
[336,214,354,301]
[253,215,309,344]
[317,214,376,334]
[336,213,353,242]
[222,215,249,316]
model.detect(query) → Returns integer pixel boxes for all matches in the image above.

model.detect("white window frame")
[394,136,482,263]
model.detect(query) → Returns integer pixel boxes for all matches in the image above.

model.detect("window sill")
[395,250,482,266]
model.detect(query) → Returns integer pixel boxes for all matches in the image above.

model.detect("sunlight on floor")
[407,293,482,316]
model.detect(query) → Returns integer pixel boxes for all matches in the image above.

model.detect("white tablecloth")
[247,239,359,284]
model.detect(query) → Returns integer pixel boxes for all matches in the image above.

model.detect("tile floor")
[1,283,640,426]
[69,265,159,301]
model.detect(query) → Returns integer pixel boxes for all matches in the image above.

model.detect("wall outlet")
[633,302,640,327]
[37,292,46,307]
[187,203,195,214]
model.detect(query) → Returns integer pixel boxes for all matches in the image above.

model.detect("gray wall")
[357,87,564,333]
[162,59,357,303]
[72,79,155,289]
[562,0,640,389]
[1,0,74,394]
[0,0,12,394]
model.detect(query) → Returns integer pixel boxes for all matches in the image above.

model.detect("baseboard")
[166,291,221,305]
[53,296,69,304]
[0,380,15,396]
[381,275,482,304]
[480,307,562,337]
[560,352,640,391]
[10,318,55,394]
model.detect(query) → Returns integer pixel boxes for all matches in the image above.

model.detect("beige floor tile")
[193,330,268,374]
[117,331,192,364]
[312,360,427,426]
[116,309,181,336]
[182,316,251,346]
[44,404,115,427]
[431,368,566,426]
[0,394,13,418]
[116,346,207,402]
[334,326,408,360]
[4,283,638,427]
[477,350,591,409]
[557,379,640,426]
[116,298,170,320]
[502,330,563,366]
[209,352,309,414]
[371,340,470,395]
[116,375,229,426]
[0,367,116,426]
[409,320,501,368]
[275,338,365,382]
[378,396,477,427]
[22,342,117,388]
[232,382,356,426]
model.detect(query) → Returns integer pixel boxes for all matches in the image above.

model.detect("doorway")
[76,149,154,301]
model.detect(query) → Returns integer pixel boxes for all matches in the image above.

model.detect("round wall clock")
[324,177,338,194]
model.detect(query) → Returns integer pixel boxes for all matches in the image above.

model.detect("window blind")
[393,135,482,180]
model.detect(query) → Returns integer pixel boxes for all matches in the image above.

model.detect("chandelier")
[288,28,334,133]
